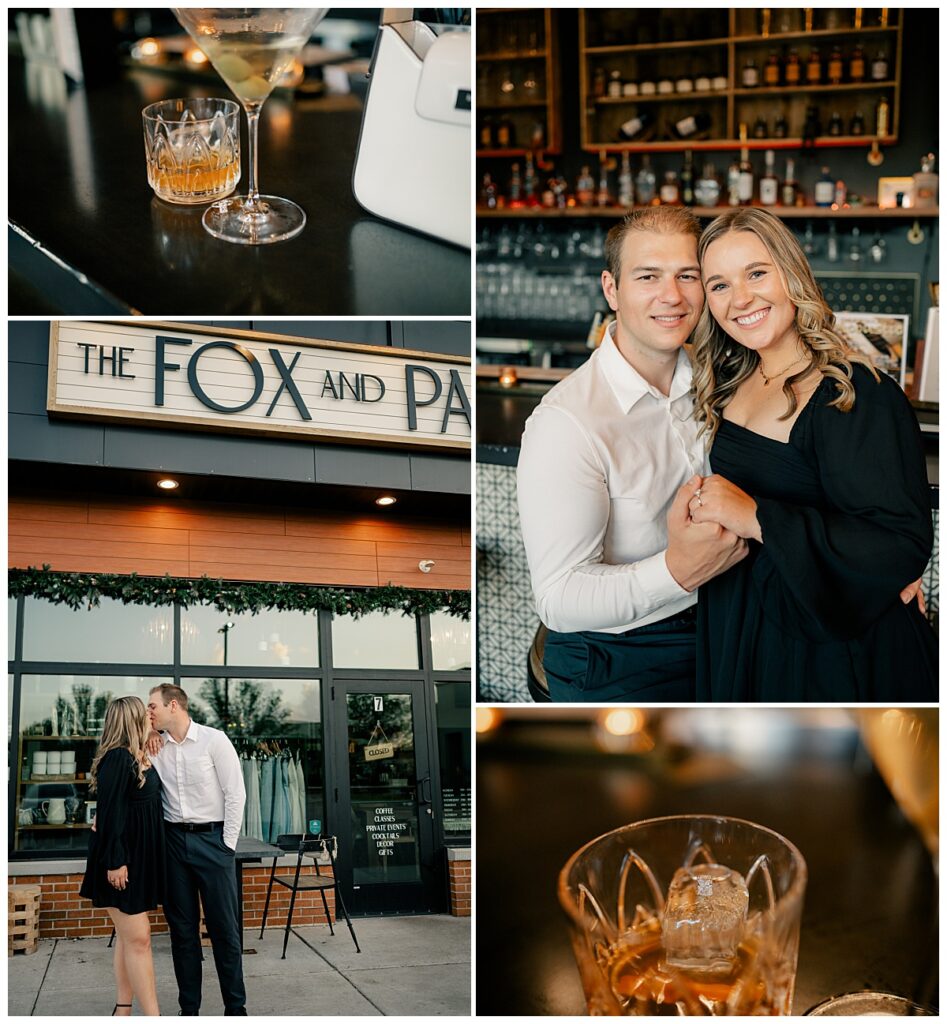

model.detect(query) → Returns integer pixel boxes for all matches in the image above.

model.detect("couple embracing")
[79,685,247,1016]
[519,206,936,701]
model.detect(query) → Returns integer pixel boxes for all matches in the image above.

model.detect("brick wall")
[448,858,470,917]
[9,865,335,940]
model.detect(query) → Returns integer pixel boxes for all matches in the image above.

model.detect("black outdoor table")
[476,717,938,1016]
[235,836,282,955]
[8,57,470,316]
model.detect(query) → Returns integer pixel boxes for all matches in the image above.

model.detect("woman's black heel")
[112,1004,132,1016]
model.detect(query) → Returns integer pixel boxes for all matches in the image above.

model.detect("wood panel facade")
[9,494,470,590]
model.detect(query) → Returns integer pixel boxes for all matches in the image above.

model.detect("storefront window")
[14,674,173,855]
[181,606,319,667]
[430,612,471,670]
[331,611,420,669]
[182,677,324,843]
[22,597,173,664]
[434,681,471,835]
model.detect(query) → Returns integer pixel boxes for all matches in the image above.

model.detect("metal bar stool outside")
[259,834,361,959]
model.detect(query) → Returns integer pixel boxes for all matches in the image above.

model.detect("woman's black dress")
[697,365,937,701]
[79,748,165,915]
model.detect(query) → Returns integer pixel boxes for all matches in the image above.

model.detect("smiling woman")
[689,208,937,701]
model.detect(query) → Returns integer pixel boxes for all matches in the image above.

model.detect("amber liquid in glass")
[603,924,780,1016]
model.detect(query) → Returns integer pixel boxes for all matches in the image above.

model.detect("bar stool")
[259,834,361,958]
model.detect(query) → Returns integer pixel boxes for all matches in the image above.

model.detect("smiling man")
[517,207,747,701]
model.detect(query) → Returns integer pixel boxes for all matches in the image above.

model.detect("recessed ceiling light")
[157,478,179,490]
[375,495,397,506]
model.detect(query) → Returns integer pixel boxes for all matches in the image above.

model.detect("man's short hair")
[149,683,189,711]
[604,207,702,286]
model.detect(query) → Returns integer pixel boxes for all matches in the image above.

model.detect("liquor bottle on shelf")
[660,170,680,205]
[759,149,779,206]
[782,158,799,207]
[618,151,634,207]
[773,113,788,139]
[875,96,891,136]
[806,47,821,85]
[479,119,493,149]
[635,154,656,204]
[802,104,822,145]
[913,153,938,209]
[849,44,866,82]
[785,49,802,86]
[834,178,847,208]
[680,150,695,206]
[871,50,889,81]
[509,162,524,208]
[617,110,653,141]
[828,46,843,85]
[738,147,754,207]
[764,50,780,86]
[741,57,759,88]
[576,165,595,207]
[596,153,611,207]
[753,116,768,139]
[480,173,498,209]
[675,71,694,93]
[524,152,540,207]
[695,162,721,208]
[850,110,865,136]
[870,232,887,264]
[608,70,622,98]
[802,221,817,255]
[828,112,843,137]
[826,221,840,262]
[593,66,607,98]
[529,120,545,149]
[671,111,712,140]
[814,166,835,208]
[496,116,515,149]
[727,154,741,207]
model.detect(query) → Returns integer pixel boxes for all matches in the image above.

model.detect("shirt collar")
[166,718,200,745]
[598,320,693,413]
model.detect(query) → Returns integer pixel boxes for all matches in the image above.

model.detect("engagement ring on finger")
[694,488,703,507]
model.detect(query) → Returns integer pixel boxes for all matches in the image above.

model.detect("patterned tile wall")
[476,462,536,702]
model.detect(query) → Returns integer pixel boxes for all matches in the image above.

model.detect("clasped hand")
[688,474,762,542]
[107,866,128,890]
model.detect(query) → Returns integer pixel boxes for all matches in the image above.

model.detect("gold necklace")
[758,355,808,387]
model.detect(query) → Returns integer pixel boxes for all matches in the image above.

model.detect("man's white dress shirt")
[517,322,707,634]
[152,719,246,850]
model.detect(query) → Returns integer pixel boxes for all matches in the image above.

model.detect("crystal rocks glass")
[558,815,807,1016]
[142,98,241,204]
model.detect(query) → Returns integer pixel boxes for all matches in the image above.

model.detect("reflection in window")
[9,599,18,661]
[22,598,173,664]
[434,681,471,835]
[15,675,173,855]
[181,606,319,667]
[430,612,471,670]
[331,612,419,669]
[182,677,323,844]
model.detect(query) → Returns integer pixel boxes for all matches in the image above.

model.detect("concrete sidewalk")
[9,916,470,1016]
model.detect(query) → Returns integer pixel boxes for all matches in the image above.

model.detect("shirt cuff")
[643,549,691,602]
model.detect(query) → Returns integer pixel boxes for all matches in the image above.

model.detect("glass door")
[330,680,444,915]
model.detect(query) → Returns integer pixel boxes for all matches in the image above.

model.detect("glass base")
[202,194,307,245]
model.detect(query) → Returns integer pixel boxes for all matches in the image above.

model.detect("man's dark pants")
[543,607,697,701]
[164,823,247,1015]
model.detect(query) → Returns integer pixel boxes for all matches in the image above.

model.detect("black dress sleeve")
[95,748,134,870]
[752,367,933,642]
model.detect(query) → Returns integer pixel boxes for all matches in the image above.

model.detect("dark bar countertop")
[9,58,469,316]
[476,714,938,1015]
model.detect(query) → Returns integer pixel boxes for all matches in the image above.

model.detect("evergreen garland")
[9,565,470,620]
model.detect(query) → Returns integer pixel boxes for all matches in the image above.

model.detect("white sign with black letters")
[47,321,471,450]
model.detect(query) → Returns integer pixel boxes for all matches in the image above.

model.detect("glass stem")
[246,107,261,207]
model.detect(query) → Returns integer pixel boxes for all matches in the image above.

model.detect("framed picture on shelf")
[85,801,97,825]
[834,312,910,387]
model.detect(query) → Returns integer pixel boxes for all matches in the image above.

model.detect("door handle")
[416,775,433,805]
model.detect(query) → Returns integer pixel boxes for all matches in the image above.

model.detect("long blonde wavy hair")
[90,696,151,791]
[692,207,877,442]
